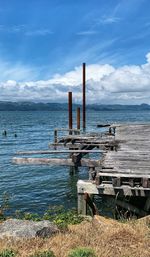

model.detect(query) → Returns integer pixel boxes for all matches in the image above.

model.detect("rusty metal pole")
[83,63,86,130]
[54,129,58,144]
[77,107,80,130]
[68,92,73,134]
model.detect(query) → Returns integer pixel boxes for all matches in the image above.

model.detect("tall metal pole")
[68,92,73,132]
[77,107,80,130]
[83,63,86,130]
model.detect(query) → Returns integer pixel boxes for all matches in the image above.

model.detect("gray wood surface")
[16,149,103,155]
[12,157,101,167]
[99,124,150,177]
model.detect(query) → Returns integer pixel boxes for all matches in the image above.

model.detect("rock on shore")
[0,219,59,239]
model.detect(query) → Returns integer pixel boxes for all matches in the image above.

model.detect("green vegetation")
[21,212,42,221]
[14,206,84,230]
[0,192,11,221]
[0,249,16,257]
[43,206,84,229]
[68,247,97,257]
[29,250,55,257]
[0,211,5,221]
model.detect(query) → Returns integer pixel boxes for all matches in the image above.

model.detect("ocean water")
[0,109,150,215]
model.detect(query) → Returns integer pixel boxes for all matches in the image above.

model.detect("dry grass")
[0,216,149,257]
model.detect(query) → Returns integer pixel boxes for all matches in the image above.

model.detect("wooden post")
[82,63,86,130]
[84,193,98,216]
[54,129,58,144]
[77,107,80,131]
[78,193,87,215]
[68,92,73,134]
[54,129,57,150]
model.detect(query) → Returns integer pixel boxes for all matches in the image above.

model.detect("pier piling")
[68,92,73,134]
[77,107,80,130]
[82,63,86,130]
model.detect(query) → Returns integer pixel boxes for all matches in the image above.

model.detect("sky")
[0,0,150,104]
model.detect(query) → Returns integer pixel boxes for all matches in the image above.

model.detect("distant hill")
[0,101,150,111]
[0,101,69,111]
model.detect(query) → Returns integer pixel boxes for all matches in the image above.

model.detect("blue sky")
[1,0,150,103]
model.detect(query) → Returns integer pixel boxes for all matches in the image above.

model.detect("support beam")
[13,157,101,167]
[71,144,95,164]
[54,128,80,132]
[16,149,103,155]
[49,143,107,149]
[77,180,150,196]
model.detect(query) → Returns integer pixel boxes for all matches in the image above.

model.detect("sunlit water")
[0,110,150,215]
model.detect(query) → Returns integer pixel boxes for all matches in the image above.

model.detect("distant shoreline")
[0,101,150,111]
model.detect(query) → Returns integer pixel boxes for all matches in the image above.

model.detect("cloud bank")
[1,52,150,104]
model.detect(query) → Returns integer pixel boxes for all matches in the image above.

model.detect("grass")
[0,249,16,257]
[0,215,149,257]
[29,250,55,257]
[68,247,96,257]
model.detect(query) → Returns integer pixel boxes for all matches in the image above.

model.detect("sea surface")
[1,109,150,216]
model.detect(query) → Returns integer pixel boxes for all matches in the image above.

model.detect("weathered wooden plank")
[59,135,102,141]
[12,157,101,167]
[99,168,150,175]
[97,172,150,178]
[100,167,150,174]
[16,149,103,155]
[97,185,150,196]
[96,167,150,175]
[49,143,106,148]
[54,128,80,132]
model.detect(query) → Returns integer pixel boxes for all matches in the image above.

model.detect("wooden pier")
[78,124,150,217]
[13,124,150,218]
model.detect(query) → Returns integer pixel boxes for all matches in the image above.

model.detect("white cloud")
[102,17,120,24]
[49,64,114,86]
[0,24,53,36]
[0,60,38,81]
[97,16,120,25]
[77,30,98,36]
[145,52,150,63]
[1,52,150,104]
[25,29,53,36]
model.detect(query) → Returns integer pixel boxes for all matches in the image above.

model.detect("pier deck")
[77,124,150,216]
[96,124,150,183]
